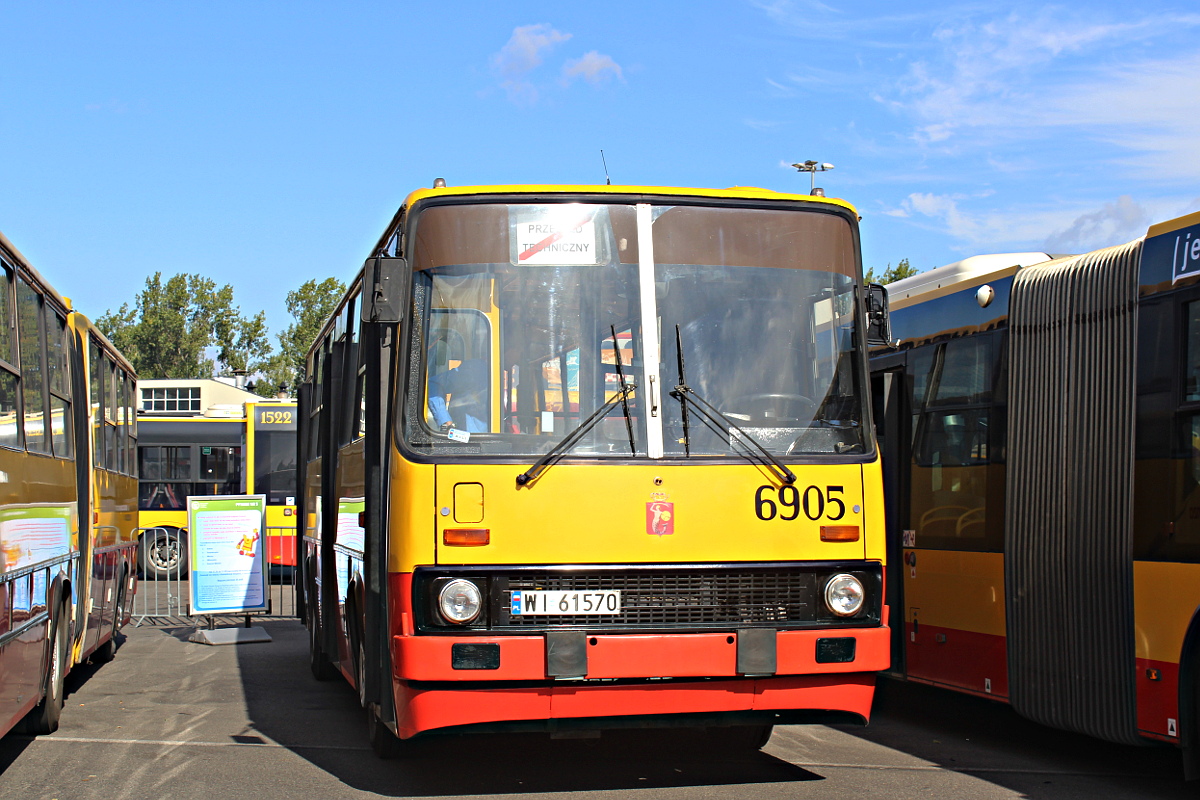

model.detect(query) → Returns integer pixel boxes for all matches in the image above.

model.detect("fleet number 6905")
[755,485,846,521]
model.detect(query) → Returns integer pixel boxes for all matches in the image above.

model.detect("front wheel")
[367,705,405,759]
[706,724,774,752]
[140,528,188,580]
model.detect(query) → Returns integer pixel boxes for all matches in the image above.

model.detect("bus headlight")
[438,579,483,624]
[824,573,865,617]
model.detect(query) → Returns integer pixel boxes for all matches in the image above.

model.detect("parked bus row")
[0,231,138,739]
[8,178,1200,781]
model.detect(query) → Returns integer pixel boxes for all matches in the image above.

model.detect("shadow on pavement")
[236,620,824,796]
[836,677,1192,799]
[0,629,128,772]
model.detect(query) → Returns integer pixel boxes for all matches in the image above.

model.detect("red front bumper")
[390,625,889,738]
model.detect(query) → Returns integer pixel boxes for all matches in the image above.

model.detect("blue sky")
[2,1,1199,339]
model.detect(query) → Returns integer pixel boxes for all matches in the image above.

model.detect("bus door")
[886,333,1008,697]
[871,350,910,678]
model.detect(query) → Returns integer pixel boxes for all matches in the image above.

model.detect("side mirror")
[361,257,405,324]
[864,283,894,347]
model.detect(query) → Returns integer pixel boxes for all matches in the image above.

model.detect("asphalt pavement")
[0,617,1194,800]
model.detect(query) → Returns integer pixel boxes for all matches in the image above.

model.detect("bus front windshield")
[405,200,865,459]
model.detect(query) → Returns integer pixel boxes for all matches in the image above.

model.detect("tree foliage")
[257,277,346,397]
[97,273,271,381]
[864,257,919,285]
[98,272,347,398]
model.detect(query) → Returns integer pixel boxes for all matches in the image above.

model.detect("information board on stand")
[188,495,269,615]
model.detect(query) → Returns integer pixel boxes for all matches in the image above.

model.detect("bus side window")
[340,293,359,446]
[426,309,492,433]
[16,276,48,453]
[124,369,137,475]
[47,312,71,459]
[105,356,118,470]
[198,446,242,495]
[308,339,330,460]
[138,445,191,510]
[351,288,367,440]
[90,336,103,464]
[0,264,20,450]
[908,336,1000,549]
[1160,300,1200,561]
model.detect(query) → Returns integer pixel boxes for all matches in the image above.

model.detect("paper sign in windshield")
[513,206,601,266]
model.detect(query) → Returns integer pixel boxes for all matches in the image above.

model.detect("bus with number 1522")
[136,400,298,578]
[299,181,895,756]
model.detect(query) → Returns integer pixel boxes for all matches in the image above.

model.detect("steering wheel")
[720,393,816,425]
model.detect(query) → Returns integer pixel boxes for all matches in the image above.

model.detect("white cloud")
[891,190,1074,250]
[491,24,572,77]
[889,10,1200,179]
[490,26,625,103]
[1042,196,1152,253]
[890,192,1199,257]
[562,51,623,86]
[490,24,572,104]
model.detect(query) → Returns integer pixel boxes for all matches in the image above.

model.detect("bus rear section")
[871,209,1200,778]
[300,184,892,755]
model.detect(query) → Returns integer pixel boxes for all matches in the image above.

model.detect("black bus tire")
[706,723,774,752]
[140,528,188,580]
[367,705,404,759]
[307,585,337,682]
[19,602,69,735]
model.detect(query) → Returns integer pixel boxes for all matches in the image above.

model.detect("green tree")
[97,273,270,380]
[258,277,346,397]
[217,309,273,380]
[864,257,919,285]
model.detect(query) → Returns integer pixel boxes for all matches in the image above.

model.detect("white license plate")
[510,590,621,616]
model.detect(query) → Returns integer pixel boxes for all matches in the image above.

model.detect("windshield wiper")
[515,383,637,486]
[609,325,637,456]
[671,325,796,485]
[516,328,637,487]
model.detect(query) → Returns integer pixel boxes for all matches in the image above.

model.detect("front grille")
[414,564,881,633]
[498,570,815,628]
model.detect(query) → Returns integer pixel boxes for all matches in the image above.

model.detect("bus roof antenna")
[601,150,611,185]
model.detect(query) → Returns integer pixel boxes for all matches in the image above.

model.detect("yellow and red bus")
[871,209,1200,777]
[299,182,893,756]
[0,231,138,739]
[137,401,297,577]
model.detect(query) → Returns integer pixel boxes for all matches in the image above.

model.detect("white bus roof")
[884,252,1055,304]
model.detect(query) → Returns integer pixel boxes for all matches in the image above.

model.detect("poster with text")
[0,503,74,574]
[188,495,268,614]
